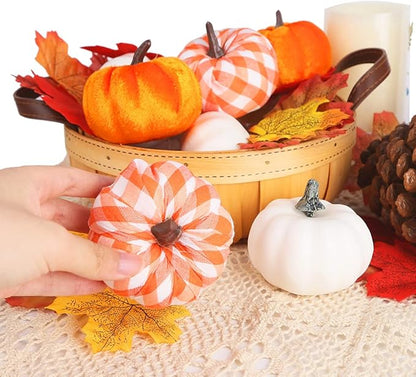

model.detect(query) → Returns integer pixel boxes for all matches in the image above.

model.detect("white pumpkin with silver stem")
[248,179,374,295]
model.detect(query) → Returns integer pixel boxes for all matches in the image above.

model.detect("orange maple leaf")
[35,31,93,103]
[371,111,399,139]
[46,289,191,353]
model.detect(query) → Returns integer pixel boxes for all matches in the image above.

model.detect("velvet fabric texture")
[259,21,332,90]
[82,57,202,144]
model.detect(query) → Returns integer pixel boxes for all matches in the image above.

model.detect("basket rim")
[65,122,355,157]
[64,122,356,184]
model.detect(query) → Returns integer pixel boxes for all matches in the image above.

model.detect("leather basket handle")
[335,47,390,110]
[13,86,66,123]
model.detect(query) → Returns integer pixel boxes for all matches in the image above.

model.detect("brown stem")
[206,21,225,59]
[131,39,151,65]
[275,10,284,27]
[151,218,182,247]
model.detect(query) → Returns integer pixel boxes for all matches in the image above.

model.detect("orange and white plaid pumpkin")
[88,159,234,308]
[178,23,279,118]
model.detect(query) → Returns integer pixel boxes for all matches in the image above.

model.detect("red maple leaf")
[16,74,93,135]
[360,216,416,301]
[82,43,162,70]
[364,240,416,301]
[82,42,138,58]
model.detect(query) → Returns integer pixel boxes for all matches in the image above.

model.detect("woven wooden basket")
[14,48,390,241]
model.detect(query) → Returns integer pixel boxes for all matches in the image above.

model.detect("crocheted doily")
[1,190,416,376]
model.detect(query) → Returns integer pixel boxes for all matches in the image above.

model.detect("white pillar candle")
[325,1,411,133]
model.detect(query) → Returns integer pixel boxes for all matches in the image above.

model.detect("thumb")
[46,230,142,281]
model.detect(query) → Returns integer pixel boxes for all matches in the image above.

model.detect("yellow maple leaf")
[249,97,351,143]
[46,289,191,353]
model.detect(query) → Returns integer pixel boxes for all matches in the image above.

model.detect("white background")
[0,0,414,169]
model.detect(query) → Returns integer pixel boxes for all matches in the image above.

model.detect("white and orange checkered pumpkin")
[178,22,279,118]
[88,159,234,308]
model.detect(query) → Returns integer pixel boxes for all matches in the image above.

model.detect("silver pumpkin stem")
[295,179,325,217]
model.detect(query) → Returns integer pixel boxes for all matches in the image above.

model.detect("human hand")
[0,165,142,298]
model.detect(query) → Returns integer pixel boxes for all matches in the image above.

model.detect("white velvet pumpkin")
[248,192,374,295]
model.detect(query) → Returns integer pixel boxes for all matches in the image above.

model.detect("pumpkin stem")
[206,21,225,59]
[151,218,182,247]
[131,39,151,65]
[275,10,284,28]
[295,179,325,217]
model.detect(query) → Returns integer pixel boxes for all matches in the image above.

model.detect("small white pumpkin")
[181,111,249,151]
[100,53,135,68]
[248,179,373,295]
[100,52,153,69]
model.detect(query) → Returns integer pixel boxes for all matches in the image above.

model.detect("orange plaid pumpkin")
[88,159,234,308]
[178,22,278,118]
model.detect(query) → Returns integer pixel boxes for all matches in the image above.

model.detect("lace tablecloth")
[1,192,416,376]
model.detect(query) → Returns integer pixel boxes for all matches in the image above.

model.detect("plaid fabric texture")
[88,159,234,308]
[178,28,278,118]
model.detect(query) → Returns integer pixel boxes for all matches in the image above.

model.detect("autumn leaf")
[82,43,162,70]
[35,31,93,103]
[357,216,416,301]
[82,42,138,58]
[372,111,399,139]
[46,289,191,353]
[16,74,92,134]
[276,72,349,110]
[69,230,88,238]
[237,72,351,129]
[319,100,354,124]
[82,43,162,60]
[363,240,416,301]
[5,296,55,309]
[248,97,350,143]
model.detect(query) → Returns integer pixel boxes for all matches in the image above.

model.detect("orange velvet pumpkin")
[259,11,332,90]
[82,40,202,144]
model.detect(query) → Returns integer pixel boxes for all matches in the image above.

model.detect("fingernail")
[117,252,142,277]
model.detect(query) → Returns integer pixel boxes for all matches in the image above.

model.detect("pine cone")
[358,115,416,243]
